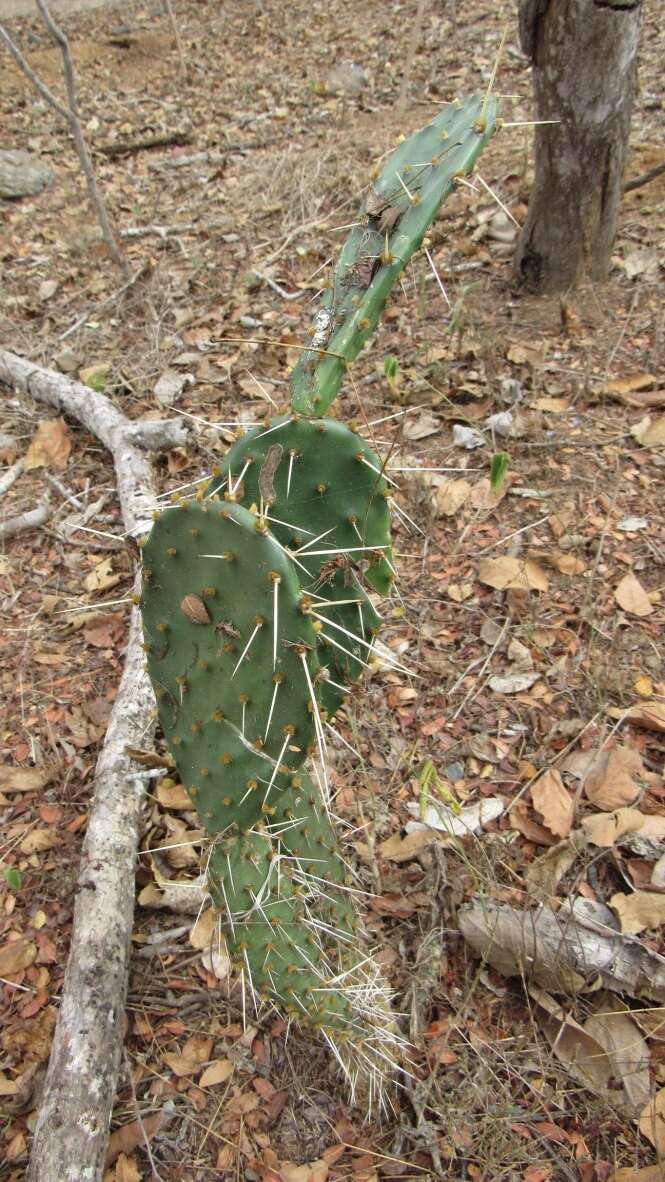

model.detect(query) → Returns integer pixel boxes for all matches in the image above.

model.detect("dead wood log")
[458,899,665,1003]
[0,350,185,1182]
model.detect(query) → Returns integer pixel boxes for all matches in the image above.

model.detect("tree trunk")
[514,0,642,293]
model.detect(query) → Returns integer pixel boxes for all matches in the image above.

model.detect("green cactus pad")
[141,500,322,832]
[290,94,499,417]
[305,569,380,719]
[216,415,393,596]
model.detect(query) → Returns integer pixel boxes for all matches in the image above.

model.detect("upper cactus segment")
[289,94,498,417]
[216,415,394,596]
[140,499,321,832]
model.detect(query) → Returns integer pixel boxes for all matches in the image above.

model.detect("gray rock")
[0,149,54,199]
[326,63,368,95]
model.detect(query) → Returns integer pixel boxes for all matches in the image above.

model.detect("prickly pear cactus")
[140,499,321,832]
[140,93,499,1104]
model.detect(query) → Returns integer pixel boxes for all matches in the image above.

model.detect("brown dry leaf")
[189,906,216,950]
[0,938,37,977]
[631,415,665,448]
[84,557,122,594]
[611,891,665,935]
[479,556,548,593]
[155,780,193,809]
[507,340,549,367]
[379,829,438,863]
[551,552,586,575]
[605,373,656,396]
[584,1008,651,1114]
[24,417,71,470]
[0,765,54,792]
[280,1161,329,1182]
[638,1088,665,1155]
[529,986,614,1097]
[19,828,57,855]
[106,1112,165,1166]
[608,701,665,733]
[435,477,471,516]
[165,1034,213,1078]
[581,808,647,848]
[584,745,644,811]
[115,1154,141,1182]
[615,573,654,618]
[611,1167,665,1182]
[530,396,570,413]
[526,841,580,901]
[199,1058,234,1087]
[531,769,574,837]
[468,476,508,511]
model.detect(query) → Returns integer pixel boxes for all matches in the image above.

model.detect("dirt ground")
[1,0,664,1180]
[0,0,114,16]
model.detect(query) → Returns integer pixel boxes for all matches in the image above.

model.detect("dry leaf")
[405,796,505,836]
[608,701,665,733]
[529,986,614,1097]
[531,770,574,837]
[507,340,549,367]
[611,1167,665,1182]
[631,415,665,448]
[379,829,438,862]
[581,808,647,848]
[199,1058,234,1087]
[551,552,586,575]
[0,765,54,792]
[114,1154,141,1182]
[163,1035,213,1078]
[435,478,471,516]
[280,1161,329,1182]
[24,418,71,470]
[84,557,121,594]
[526,841,580,900]
[155,780,193,809]
[638,1088,665,1155]
[479,556,548,592]
[530,396,570,413]
[488,670,541,694]
[605,373,656,396]
[610,891,665,935]
[584,1008,651,1114]
[584,745,644,811]
[615,573,654,618]
[19,828,56,855]
[106,1112,165,1166]
[0,938,37,977]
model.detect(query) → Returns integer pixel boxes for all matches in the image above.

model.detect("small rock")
[0,149,54,199]
[453,424,484,449]
[154,368,189,407]
[54,347,79,374]
[326,63,368,95]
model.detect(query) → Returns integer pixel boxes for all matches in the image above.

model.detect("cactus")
[290,95,498,417]
[140,499,322,832]
[140,93,498,1103]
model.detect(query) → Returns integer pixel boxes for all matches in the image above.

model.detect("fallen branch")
[98,128,192,158]
[0,350,177,1182]
[0,457,24,497]
[458,898,665,1003]
[0,503,51,539]
[624,159,665,193]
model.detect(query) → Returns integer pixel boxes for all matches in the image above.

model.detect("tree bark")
[514,0,642,293]
[0,351,187,1182]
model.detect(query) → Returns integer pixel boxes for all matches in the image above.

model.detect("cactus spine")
[141,95,498,1104]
